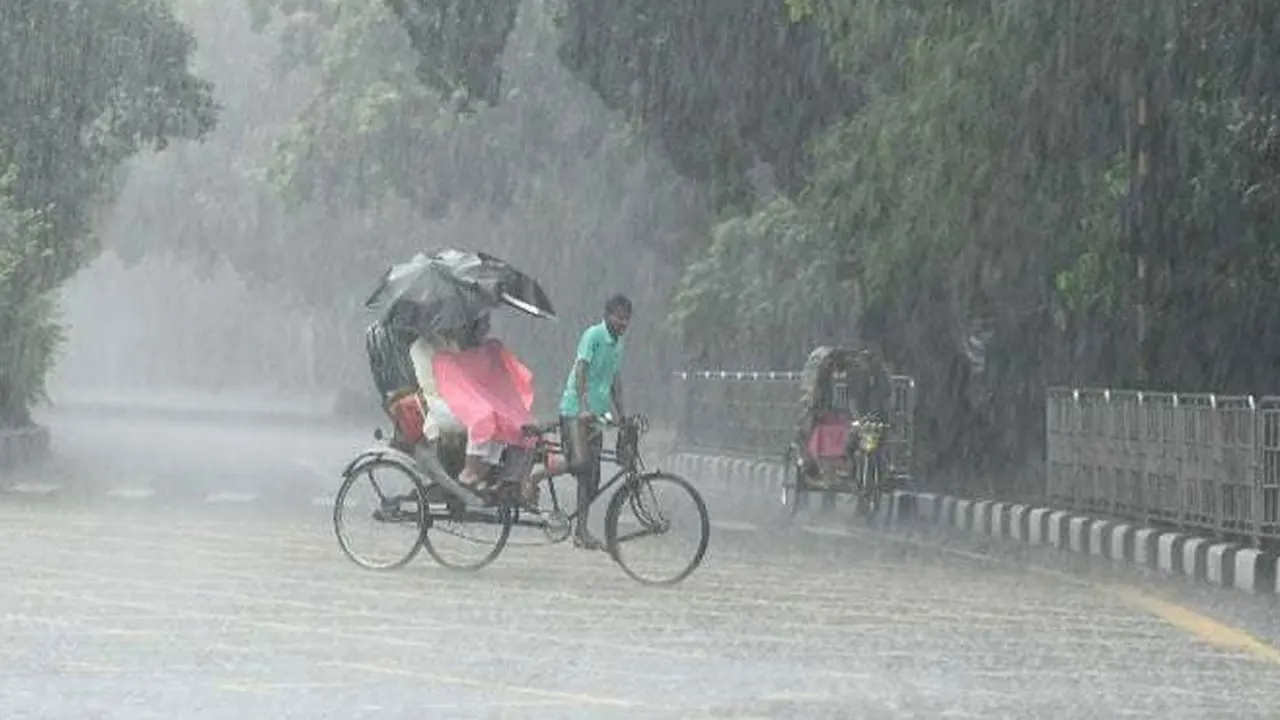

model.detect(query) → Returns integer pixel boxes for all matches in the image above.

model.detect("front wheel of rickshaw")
[853,452,887,524]
[779,450,804,521]
[606,472,710,586]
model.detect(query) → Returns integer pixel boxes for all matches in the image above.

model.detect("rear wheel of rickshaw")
[420,484,515,571]
[334,457,428,571]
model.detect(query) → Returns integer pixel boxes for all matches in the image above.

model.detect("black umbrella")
[365,249,556,340]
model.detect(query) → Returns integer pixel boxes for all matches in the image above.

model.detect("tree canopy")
[0,0,217,425]
[96,0,703,403]
[374,0,1280,482]
[97,0,1280,482]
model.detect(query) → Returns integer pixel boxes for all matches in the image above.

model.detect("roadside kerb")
[669,450,1280,596]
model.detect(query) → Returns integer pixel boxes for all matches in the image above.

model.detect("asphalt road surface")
[2,408,1279,718]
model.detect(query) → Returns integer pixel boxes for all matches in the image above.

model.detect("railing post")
[1249,394,1259,545]
[674,370,691,452]
[1251,396,1262,549]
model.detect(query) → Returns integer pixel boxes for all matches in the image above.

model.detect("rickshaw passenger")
[413,313,535,490]
[406,316,494,480]
[368,309,532,493]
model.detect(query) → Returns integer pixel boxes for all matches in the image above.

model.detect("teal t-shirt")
[559,321,624,416]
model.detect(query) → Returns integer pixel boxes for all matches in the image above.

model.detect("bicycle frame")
[364,415,654,534]
[522,417,647,528]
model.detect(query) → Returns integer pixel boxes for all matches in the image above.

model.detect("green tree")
[678,0,1280,483]
[101,0,704,404]
[0,0,217,425]
[556,0,862,211]
[243,0,707,403]
[373,0,1280,485]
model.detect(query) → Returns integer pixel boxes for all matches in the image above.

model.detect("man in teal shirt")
[558,294,631,549]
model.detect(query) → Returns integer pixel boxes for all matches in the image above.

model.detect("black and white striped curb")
[667,452,791,495]
[898,493,1280,595]
[668,451,1280,596]
[0,425,50,470]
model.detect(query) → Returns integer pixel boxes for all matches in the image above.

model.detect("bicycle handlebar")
[595,413,648,433]
[521,413,649,438]
[521,420,561,437]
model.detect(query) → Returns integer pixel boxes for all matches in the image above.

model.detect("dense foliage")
[0,0,216,425]
[245,0,705,404]
[374,0,1280,483]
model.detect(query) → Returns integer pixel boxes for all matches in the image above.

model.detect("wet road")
[3,409,1280,718]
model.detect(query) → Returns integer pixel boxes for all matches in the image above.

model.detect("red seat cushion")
[389,394,425,445]
[807,419,850,459]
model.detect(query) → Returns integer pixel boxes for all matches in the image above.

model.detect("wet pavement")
[2,409,1279,718]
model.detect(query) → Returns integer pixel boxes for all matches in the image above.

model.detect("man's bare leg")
[524,455,568,508]
[574,434,603,550]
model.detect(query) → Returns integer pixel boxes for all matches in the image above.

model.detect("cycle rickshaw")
[331,249,710,586]
[333,411,710,586]
[780,345,914,519]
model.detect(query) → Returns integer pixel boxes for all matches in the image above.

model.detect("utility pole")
[1136,92,1149,386]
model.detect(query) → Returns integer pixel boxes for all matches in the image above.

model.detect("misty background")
[50,0,701,421]
[20,0,1280,498]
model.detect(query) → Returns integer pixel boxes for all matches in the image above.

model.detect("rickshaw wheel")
[779,449,805,520]
[851,451,887,524]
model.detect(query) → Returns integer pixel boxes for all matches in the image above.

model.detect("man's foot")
[573,533,603,551]
[458,469,491,494]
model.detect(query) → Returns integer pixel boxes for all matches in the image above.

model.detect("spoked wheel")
[779,450,804,522]
[853,452,887,522]
[605,472,710,586]
[420,486,515,571]
[334,458,427,570]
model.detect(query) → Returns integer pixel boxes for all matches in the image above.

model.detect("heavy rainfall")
[2,0,1279,717]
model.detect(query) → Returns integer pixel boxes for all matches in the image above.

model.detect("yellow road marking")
[1108,586,1280,666]
[10,506,1280,677]
[840,525,1280,667]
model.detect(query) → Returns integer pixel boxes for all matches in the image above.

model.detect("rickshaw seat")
[385,393,467,477]
[387,393,426,445]
[807,410,852,459]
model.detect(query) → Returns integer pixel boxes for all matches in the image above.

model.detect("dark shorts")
[559,415,603,484]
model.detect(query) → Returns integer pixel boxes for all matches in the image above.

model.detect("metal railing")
[671,370,917,481]
[1047,388,1280,546]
